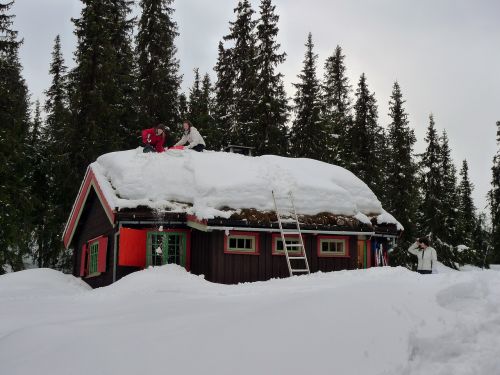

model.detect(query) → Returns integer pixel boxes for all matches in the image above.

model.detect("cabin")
[63,148,402,288]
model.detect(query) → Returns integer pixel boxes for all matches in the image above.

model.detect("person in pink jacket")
[142,123,169,153]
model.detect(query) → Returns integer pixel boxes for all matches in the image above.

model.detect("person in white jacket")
[175,120,206,152]
[407,237,438,274]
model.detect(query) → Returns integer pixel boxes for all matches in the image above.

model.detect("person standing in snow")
[407,237,438,274]
[142,123,169,153]
[174,120,206,152]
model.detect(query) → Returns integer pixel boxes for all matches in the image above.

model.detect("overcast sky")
[11,0,500,213]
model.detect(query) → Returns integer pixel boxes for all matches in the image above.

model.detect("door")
[357,240,367,269]
[146,232,187,268]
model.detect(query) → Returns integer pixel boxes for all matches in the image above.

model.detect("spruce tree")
[28,99,70,270]
[187,70,214,146]
[457,159,476,246]
[178,93,188,123]
[254,0,288,156]
[321,45,352,166]
[375,127,389,203]
[472,212,490,267]
[0,1,17,53]
[213,41,235,151]
[40,35,72,268]
[188,68,203,124]
[27,100,47,267]
[223,0,259,146]
[419,114,442,238]
[439,130,460,244]
[136,0,181,131]
[0,0,31,273]
[385,81,418,242]
[30,100,42,145]
[347,73,384,197]
[201,74,215,132]
[70,0,137,179]
[45,36,69,145]
[198,73,216,147]
[489,121,500,263]
[289,33,323,160]
[44,34,71,201]
[419,120,460,268]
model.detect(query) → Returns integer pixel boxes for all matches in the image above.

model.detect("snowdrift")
[0,268,90,299]
[92,148,401,228]
[1,266,499,375]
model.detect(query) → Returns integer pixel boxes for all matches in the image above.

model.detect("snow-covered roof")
[90,148,402,229]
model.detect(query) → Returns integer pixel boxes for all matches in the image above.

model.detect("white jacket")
[407,243,437,271]
[175,126,206,149]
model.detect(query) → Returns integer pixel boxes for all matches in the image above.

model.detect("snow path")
[1,266,499,375]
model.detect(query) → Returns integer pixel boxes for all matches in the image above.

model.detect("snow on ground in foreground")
[1,266,500,375]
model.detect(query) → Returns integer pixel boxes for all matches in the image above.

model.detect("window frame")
[317,235,350,258]
[224,231,260,255]
[146,230,188,268]
[271,233,304,256]
[87,240,100,276]
[83,235,108,278]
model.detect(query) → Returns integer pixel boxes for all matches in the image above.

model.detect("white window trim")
[226,234,258,253]
[319,238,347,256]
[273,236,303,255]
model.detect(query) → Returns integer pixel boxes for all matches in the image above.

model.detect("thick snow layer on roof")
[92,148,401,227]
[377,210,404,231]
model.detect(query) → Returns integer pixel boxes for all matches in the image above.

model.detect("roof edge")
[62,166,116,249]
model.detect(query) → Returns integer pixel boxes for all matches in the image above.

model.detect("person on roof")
[407,237,438,274]
[174,119,206,152]
[142,123,169,153]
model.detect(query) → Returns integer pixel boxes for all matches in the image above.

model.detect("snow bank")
[97,264,216,296]
[92,148,401,228]
[1,266,499,375]
[433,261,456,273]
[0,268,90,300]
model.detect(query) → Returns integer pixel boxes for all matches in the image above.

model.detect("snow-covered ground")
[1,266,499,375]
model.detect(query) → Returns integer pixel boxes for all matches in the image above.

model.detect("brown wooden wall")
[71,189,115,288]
[70,193,382,287]
[190,231,359,284]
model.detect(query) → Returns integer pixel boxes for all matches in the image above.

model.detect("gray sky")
[12,0,500,213]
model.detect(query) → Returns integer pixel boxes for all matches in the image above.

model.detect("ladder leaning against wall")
[272,190,311,277]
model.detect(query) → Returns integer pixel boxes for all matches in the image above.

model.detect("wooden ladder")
[272,190,310,277]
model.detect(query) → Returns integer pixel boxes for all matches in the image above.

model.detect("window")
[229,237,253,251]
[321,240,344,253]
[272,233,303,255]
[317,236,349,257]
[149,233,165,266]
[81,235,108,278]
[224,232,260,255]
[88,241,99,275]
[146,231,188,268]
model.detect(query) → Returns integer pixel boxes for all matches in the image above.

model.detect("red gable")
[62,167,115,249]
